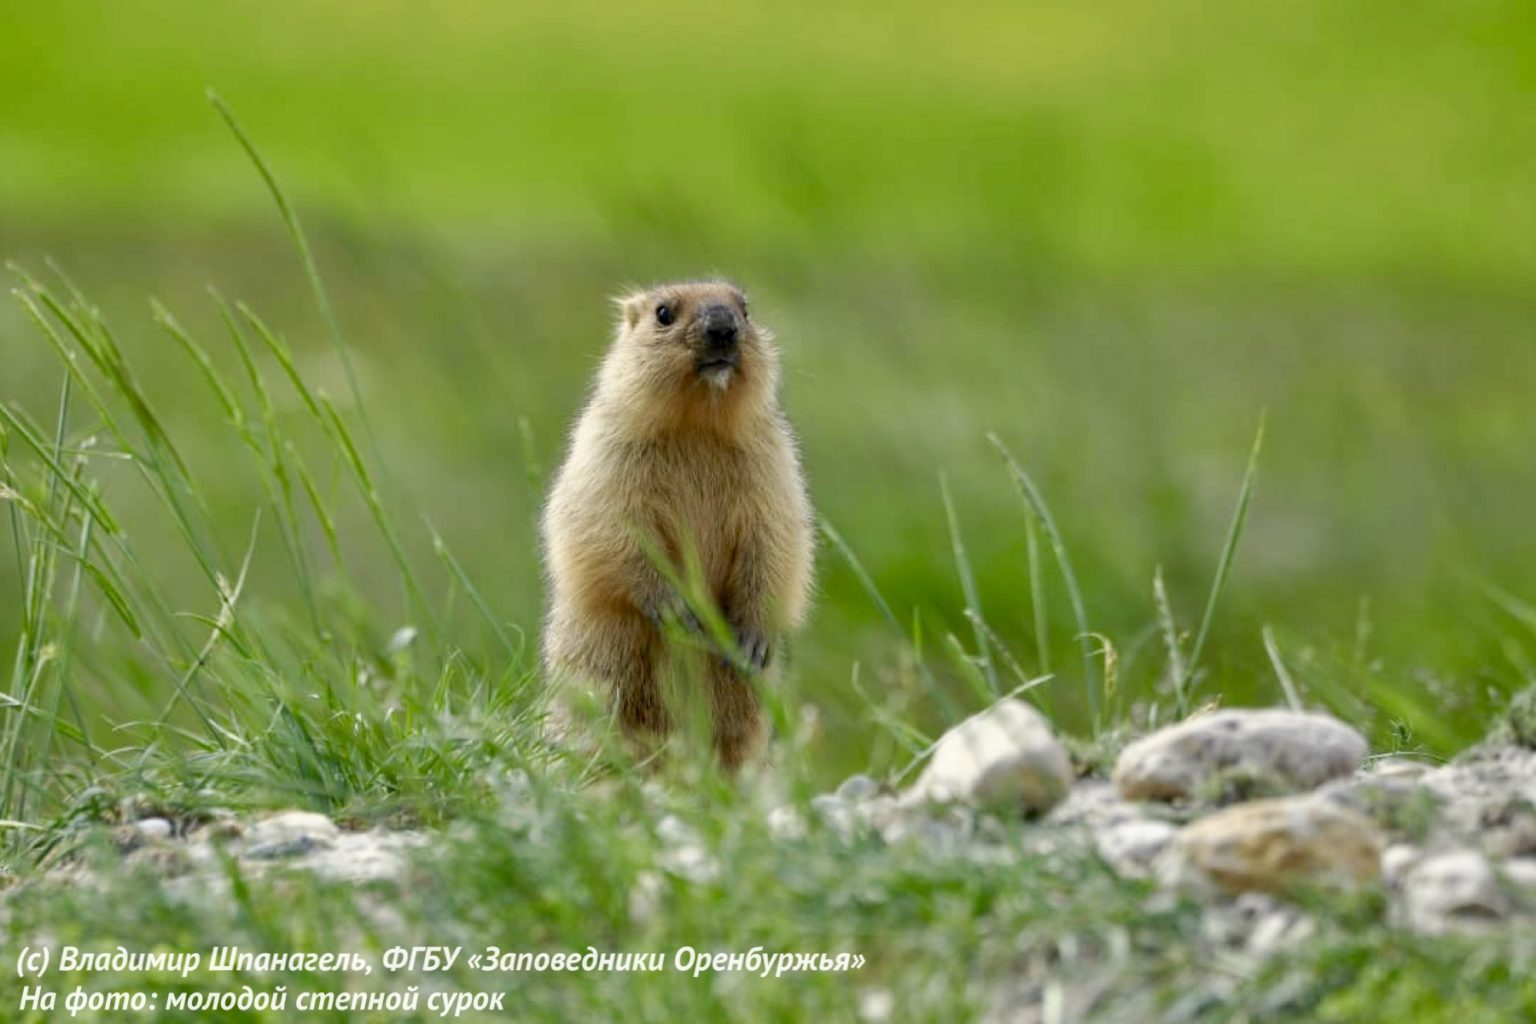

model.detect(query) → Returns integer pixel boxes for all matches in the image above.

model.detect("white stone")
[1401,850,1510,933]
[655,815,719,884]
[836,774,881,804]
[1420,747,1536,856]
[877,807,973,849]
[301,831,423,883]
[244,810,340,859]
[904,699,1072,814]
[853,794,902,834]
[628,870,664,923]
[1502,857,1536,896]
[1246,905,1314,959]
[1367,757,1432,780]
[1094,819,1179,879]
[133,818,174,842]
[1114,708,1368,802]
[811,794,857,840]
[767,805,807,841]
[1045,779,1146,831]
[1200,891,1313,956]
[811,793,846,816]
[1381,843,1421,886]
[858,988,896,1023]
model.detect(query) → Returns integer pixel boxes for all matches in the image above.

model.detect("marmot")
[541,279,814,772]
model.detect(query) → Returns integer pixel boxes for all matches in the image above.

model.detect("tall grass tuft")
[987,433,1099,729]
[0,103,553,861]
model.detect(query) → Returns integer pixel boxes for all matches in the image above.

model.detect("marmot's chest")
[631,440,761,566]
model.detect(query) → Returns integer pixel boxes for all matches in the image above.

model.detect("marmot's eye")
[655,304,675,327]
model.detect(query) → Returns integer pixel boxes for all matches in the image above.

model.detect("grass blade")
[986,433,1098,729]
[1025,506,1050,676]
[1152,566,1188,717]
[1178,413,1266,706]
[1262,625,1305,711]
[428,520,523,661]
[206,91,377,462]
[820,517,958,724]
[940,474,997,696]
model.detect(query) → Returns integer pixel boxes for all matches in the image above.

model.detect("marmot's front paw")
[645,595,704,636]
[731,626,772,671]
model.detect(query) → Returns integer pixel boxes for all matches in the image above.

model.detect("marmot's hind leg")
[615,660,668,745]
[708,659,767,773]
[548,609,670,765]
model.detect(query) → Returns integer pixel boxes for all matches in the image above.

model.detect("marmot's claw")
[646,597,704,636]
[733,627,772,671]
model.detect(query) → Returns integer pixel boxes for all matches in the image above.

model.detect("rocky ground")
[806,701,1536,936]
[790,700,1536,1020]
[780,696,1536,939]
[21,696,1536,1020]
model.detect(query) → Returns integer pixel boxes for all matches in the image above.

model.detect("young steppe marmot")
[541,280,814,772]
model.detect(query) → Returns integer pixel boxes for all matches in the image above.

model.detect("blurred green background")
[2,0,1533,772]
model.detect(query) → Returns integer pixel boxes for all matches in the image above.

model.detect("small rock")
[655,815,719,884]
[836,774,881,804]
[1201,891,1313,956]
[877,806,974,849]
[134,817,174,842]
[859,988,896,1023]
[112,817,174,855]
[1317,774,1440,840]
[1367,756,1433,780]
[811,792,845,816]
[904,700,1072,814]
[1114,708,1368,803]
[1166,796,1383,894]
[628,870,664,923]
[1506,685,1536,748]
[244,811,340,860]
[811,794,857,840]
[854,794,902,834]
[1401,850,1510,933]
[767,805,807,841]
[1044,779,1149,831]
[1381,844,1421,886]
[1421,747,1536,856]
[127,844,193,878]
[301,831,422,883]
[1246,903,1315,958]
[1094,819,1179,879]
[1502,857,1536,894]
[1472,796,1536,858]
[190,815,245,843]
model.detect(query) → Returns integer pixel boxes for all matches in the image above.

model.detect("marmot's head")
[609,280,776,403]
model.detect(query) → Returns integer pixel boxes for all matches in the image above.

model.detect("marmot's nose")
[700,304,739,350]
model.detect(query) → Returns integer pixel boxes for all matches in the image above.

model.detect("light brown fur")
[541,280,814,772]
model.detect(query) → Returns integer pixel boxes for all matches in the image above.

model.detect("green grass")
[7,217,1533,775]
[3,778,1535,1022]
[2,147,1534,1018]
[2,3,1536,1017]
[7,24,1536,760]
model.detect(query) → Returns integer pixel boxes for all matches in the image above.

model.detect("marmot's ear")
[613,291,646,331]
